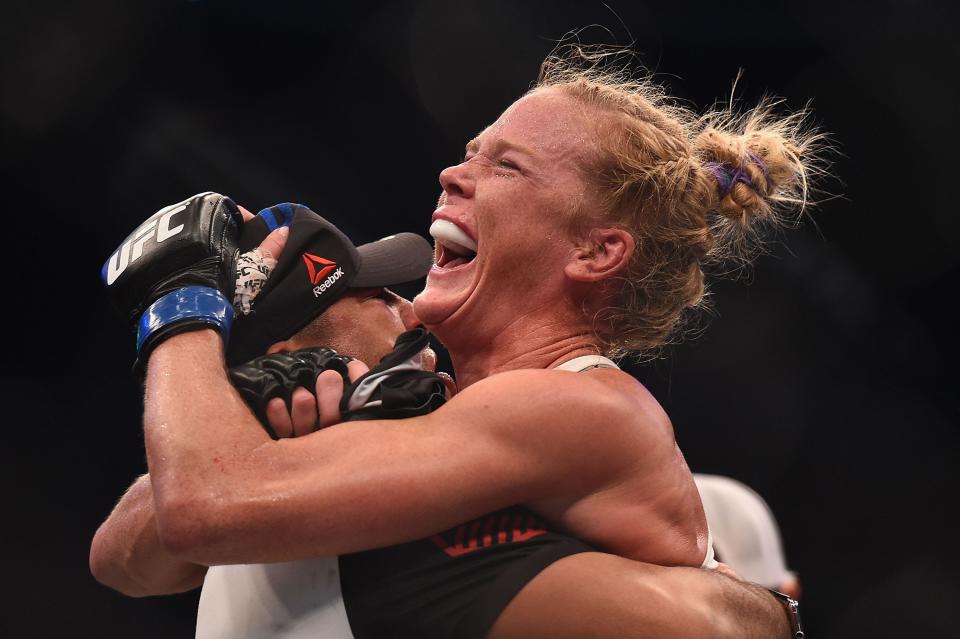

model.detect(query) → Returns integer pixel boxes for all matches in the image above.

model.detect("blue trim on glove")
[257,203,298,232]
[258,207,280,231]
[136,286,234,353]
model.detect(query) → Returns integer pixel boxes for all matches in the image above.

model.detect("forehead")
[322,290,366,318]
[313,292,391,336]
[476,89,597,166]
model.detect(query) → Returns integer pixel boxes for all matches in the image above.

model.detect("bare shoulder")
[440,367,675,451]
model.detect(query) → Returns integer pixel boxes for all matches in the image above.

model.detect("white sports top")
[552,354,619,372]
[196,557,352,639]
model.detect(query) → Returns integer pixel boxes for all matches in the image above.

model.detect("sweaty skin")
[90,287,414,595]
[142,329,704,566]
[92,326,789,639]
[92,487,789,639]
[89,89,803,637]
[489,553,789,639]
[92,237,787,638]
[138,89,708,569]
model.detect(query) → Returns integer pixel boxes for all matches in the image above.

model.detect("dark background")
[2,1,957,636]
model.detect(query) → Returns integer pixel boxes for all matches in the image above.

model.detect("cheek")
[356,312,405,362]
[486,203,571,267]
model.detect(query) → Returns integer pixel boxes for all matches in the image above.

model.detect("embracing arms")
[89,474,206,596]
[142,329,650,565]
[490,553,794,639]
[91,477,794,639]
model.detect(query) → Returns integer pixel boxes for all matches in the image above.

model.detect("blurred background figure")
[695,474,800,599]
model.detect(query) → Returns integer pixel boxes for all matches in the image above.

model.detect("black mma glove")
[228,329,447,437]
[339,328,447,422]
[229,348,353,439]
[101,193,242,369]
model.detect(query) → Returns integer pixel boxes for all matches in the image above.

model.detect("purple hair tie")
[746,150,773,191]
[703,161,733,196]
[705,152,772,198]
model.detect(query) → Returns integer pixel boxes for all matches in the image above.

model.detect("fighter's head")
[417,46,821,358]
[227,204,433,366]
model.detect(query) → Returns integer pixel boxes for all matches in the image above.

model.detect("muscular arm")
[489,553,791,639]
[89,474,207,596]
[143,330,654,565]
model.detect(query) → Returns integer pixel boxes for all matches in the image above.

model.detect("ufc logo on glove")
[100,192,244,372]
[102,194,202,285]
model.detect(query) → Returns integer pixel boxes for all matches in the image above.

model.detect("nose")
[383,289,421,331]
[399,299,421,331]
[438,159,476,199]
[397,297,421,331]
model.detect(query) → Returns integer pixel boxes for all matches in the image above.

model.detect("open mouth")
[430,219,477,269]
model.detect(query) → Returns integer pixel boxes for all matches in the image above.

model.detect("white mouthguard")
[429,219,477,254]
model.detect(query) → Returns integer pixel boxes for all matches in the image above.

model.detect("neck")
[444,314,603,389]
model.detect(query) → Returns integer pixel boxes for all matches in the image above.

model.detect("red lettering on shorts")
[430,509,548,557]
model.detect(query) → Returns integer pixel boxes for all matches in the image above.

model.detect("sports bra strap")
[552,355,619,372]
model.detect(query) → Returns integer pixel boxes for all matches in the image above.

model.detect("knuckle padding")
[229,347,351,439]
[102,193,243,373]
[340,371,446,422]
[227,329,448,438]
[339,328,447,422]
[106,193,241,322]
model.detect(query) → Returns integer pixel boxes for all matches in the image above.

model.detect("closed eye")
[354,287,389,302]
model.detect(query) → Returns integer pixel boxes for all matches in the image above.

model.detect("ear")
[265,339,294,355]
[564,228,635,283]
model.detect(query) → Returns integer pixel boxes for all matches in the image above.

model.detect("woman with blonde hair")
[97,45,822,638]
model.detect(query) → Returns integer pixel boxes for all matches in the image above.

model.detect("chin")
[412,289,457,329]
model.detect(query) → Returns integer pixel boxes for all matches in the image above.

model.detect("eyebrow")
[465,136,536,158]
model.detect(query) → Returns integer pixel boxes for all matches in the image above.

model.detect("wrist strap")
[137,286,234,353]
[767,589,804,638]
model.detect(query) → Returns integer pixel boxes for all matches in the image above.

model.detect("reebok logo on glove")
[103,198,193,285]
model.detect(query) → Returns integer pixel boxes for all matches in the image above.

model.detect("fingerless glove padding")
[229,329,447,437]
[229,348,352,438]
[339,328,447,422]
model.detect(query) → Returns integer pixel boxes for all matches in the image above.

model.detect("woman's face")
[414,88,601,340]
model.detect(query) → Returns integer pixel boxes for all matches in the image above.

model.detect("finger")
[234,227,286,315]
[290,387,319,436]
[315,369,345,428]
[238,205,255,223]
[345,359,370,383]
[420,345,437,372]
[258,225,289,261]
[437,371,458,399]
[266,397,294,438]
